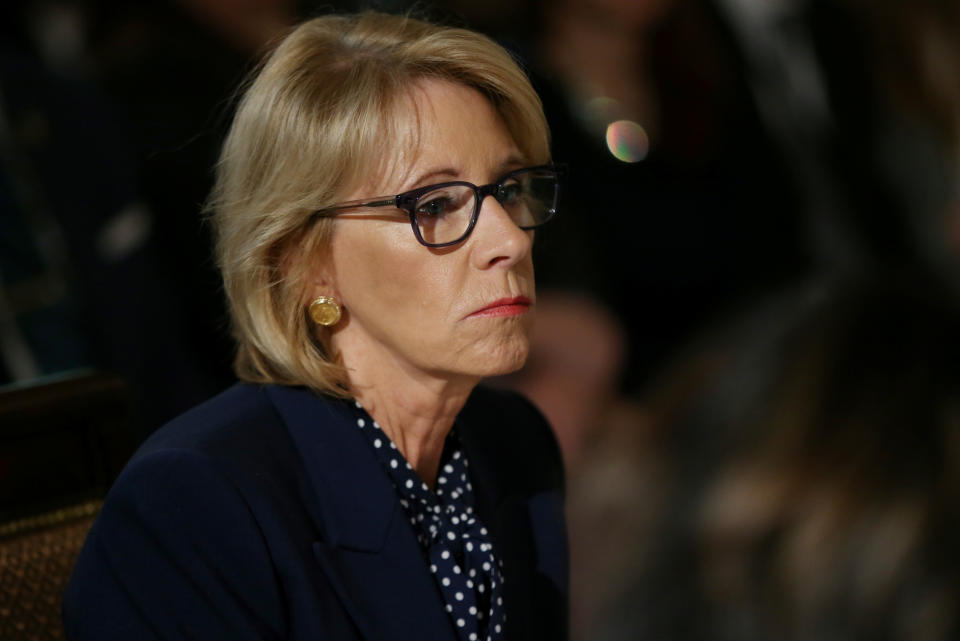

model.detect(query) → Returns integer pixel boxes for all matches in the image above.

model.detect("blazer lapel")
[265,385,457,641]
[457,389,570,641]
[456,399,538,639]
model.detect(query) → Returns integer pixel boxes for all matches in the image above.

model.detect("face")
[318,79,537,387]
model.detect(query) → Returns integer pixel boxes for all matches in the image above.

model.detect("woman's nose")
[469,194,534,269]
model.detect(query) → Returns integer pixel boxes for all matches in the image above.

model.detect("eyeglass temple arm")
[313,197,398,217]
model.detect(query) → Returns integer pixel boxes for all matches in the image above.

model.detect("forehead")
[353,78,522,197]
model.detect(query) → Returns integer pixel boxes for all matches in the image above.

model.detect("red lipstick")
[468,296,532,318]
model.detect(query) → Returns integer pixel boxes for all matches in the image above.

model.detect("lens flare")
[605,120,649,163]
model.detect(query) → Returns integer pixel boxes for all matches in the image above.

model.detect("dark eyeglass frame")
[312,164,562,248]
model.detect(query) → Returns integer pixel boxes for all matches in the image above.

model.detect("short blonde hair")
[209,11,551,396]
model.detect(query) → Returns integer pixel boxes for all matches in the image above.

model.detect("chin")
[476,337,531,378]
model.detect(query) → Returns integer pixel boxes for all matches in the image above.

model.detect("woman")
[63,12,568,641]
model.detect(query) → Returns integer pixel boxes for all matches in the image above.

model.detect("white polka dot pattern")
[353,402,507,641]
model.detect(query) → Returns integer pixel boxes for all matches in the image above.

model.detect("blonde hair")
[208,11,550,396]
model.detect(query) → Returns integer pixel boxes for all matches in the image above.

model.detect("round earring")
[308,296,341,327]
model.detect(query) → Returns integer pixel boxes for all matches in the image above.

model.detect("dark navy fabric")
[62,383,568,641]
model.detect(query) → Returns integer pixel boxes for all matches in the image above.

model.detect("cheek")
[334,228,459,328]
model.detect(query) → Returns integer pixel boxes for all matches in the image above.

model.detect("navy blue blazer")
[63,383,568,640]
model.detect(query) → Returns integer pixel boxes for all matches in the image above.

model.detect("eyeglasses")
[312,165,561,248]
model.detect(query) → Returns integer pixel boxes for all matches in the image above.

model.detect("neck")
[339,341,478,489]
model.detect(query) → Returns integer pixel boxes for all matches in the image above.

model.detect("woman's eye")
[498,182,523,204]
[417,197,452,217]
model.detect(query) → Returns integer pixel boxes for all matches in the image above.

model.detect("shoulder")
[100,383,347,547]
[97,383,321,533]
[107,384,291,506]
[114,383,365,530]
[65,384,346,638]
[460,385,565,494]
[64,385,299,639]
[132,382,343,473]
[136,383,280,456]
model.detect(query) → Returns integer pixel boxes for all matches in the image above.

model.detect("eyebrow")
[497,154,527,174]
[409,167,458,188]
[407,154,528,190]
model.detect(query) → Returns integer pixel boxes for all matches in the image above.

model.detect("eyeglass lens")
[414,169,557,246]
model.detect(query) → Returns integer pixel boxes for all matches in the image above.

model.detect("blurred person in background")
[834,0,960,290]
[0,0,310,435]
[550,0,960,636]
[85,0,298,393]
[715,0,960,286]
[592,274,960,641]
[0,1,223,433]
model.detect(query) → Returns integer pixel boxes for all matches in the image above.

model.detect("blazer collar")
[264,384,395,551]
[455,390,549,641]
[265,385,517,545]
[265,385,458,641]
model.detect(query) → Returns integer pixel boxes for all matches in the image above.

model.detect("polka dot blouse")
[352,401,507,641]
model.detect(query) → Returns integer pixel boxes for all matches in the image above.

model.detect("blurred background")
[1,0,958,639]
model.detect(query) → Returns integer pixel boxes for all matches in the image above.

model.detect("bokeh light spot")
[605,120,649,163]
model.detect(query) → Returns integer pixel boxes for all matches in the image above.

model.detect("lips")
[467,296,532,318]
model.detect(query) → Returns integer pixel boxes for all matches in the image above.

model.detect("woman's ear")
[282,221,338,302]
[307,251,339,301]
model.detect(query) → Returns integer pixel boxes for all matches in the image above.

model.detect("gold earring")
[308,296,341,326]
